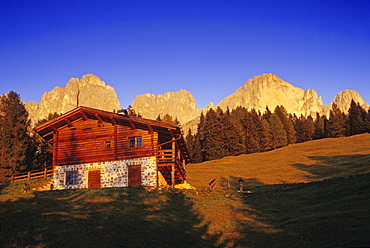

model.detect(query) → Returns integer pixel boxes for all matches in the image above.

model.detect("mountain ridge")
[24,73,369,127]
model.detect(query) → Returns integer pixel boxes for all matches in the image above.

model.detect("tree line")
[186,100,370,163]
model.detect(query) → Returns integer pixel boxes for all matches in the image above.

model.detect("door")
[128,165,141,186]
[88,169,101,188]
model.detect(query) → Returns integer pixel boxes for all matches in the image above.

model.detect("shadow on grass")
[233,173,370,248]
[0,187,221,248]
[293,154,370,179]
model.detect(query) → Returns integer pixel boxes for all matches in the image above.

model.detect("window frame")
[129,137,143,148]
[66,171,79,185]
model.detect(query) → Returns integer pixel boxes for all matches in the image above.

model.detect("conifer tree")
[263,107,272,120]
[192,112,206,163]
[32,112,60,169]
[274,105,296,144]
[313,113,327,139]
[304,115,315,141]
[268,113,288,149]
[294,115,315,142]
[0,91,33,180]
[366,109,370,133]
[230,106,247,154]
[185,129,195,163]
[244,109,263,153]
[328,103,346,138]
[222,108,244,156]
[260,118,273,151]
[346,100,366,136]
[203,108,225,160]
[293,115,304,143]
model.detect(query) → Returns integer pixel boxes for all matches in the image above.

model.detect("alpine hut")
[34,106,190,190]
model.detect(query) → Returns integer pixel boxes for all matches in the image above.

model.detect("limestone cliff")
[132,89,200,124]
[217,73,325,116]
[26,74,120,125]
[331,90,370,114]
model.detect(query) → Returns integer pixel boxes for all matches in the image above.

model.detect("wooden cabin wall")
[55,119,158,165]
[116,125,158,160]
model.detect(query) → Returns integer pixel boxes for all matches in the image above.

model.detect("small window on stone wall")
[66,171,78,185]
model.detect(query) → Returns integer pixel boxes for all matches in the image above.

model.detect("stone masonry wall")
[52,156,157,190]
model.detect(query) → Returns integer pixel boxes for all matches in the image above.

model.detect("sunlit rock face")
[330,90,370,114]
[26,73,369,129]
[26,74,120,125]
[132,89,201,124]
[132,73,369,134]
[217,73,325,117]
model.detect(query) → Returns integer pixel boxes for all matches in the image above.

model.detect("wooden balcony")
[157,149,186,185]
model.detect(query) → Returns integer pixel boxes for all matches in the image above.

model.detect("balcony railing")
[157,149,186,179]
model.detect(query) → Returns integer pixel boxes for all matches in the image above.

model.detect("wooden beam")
[80,111,89,120]
[129,121,137,130]
[65,118,73,127]
[169,129,175,139]
[95,114,103,123]
[171,138,176,188]
[53,130,59,166]
[114,124,118,160]
[42,130,54,138]
[110,117,117,125]
[147,124,154,134]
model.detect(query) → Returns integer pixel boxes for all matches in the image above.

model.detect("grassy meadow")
[1,134,370,247]
[186,133,370,189]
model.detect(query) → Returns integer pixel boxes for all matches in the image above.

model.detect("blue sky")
[1,0,369,109]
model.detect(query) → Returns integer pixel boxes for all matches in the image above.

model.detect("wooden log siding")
[56,118,158,165]
[115,125,158,159]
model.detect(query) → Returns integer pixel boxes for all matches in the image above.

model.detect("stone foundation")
[52,157,157,190]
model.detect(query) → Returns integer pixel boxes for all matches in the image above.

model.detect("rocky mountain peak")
[26,75,120,125]
[243,73,292,89]
[332,90,369,113]
[217,73,324,117]
[132,89,200,124]
[79,74,106,86]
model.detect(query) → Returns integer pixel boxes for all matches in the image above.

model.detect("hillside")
[186,133,370,189]
[1,134,370,247]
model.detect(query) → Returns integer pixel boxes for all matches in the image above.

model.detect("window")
[129,137,143,148]
[66,172,78,185]
[105,141,112,148]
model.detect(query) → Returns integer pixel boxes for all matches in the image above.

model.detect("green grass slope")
[0,187,220,248]
[1,134,369,247]
[186,133,370,189]
[234,174,370,247]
